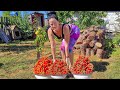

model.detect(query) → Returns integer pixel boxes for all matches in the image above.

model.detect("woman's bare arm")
[48,28,56,60]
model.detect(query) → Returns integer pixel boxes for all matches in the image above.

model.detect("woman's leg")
[60,39,73,65]
[68,27,80,65]
[60,39,66,62]
[61,51,66,62]
[69,51,73,65]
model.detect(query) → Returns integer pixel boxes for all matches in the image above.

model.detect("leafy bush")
[34,26,48,52]
[112,33,120,47]
[56,11,107,29]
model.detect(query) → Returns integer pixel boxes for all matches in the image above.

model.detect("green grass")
[91,58,120,79]
[0,52,37,79]
[91,46,120,79]
[111,47,120,58]
[0,40,37,79]
[0,40,120,79]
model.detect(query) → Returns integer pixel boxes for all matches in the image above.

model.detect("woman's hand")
[52,58,55,63]
[66,58,71,69]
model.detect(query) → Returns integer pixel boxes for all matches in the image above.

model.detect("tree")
[34,26,48,59]
[2,11,11,17]
[56,11,75,23]
[56,11,107,29]
[2,11,34,39]
[32,13,49,59]
[8,11,33,39]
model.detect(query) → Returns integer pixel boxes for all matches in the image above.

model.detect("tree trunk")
[80,44,86,56]
[74,44,80,49]
[87,35,95,41]
[86,48,91,57]
[96,49,103,59]
[91,49,95,56]
[76,35,84,44]
[37,52,40,59]
[89,40,97,48]
[37,41,40,59]
[95,42,102,48]
[96,29,104,39]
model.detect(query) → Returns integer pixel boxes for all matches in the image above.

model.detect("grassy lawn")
[0,40,61,79]
[0,40,120,79]
[0,40,37,79]
[91,47,120,79]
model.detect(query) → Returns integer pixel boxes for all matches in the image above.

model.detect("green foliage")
[111,47,120,58]
[2,11,11,17]
[56,11,75,23]
[10,12,32,31]
[2,11,33,39]
[104,33,120,58]
[2,11,22,17]
[104,39,113,50]
[112,33,120,47]
[104,39,114,58]
[56,11,107,29]
[73,11,107,29]
[34,26,48,52]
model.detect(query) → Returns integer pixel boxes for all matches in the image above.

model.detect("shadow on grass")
[0,45,36,53]
[91,61,109,72]
[0,63,4,68]
[0,39,37,53]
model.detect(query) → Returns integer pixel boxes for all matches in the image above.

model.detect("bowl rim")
[50,74,67,76]
[35,74,51,77]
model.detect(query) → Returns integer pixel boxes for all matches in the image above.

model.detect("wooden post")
[80,44,86,56]
[96,49,103,59]
[86,48,91,57]
[91,49,95,56]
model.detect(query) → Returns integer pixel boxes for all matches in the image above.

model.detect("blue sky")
[0,11,2,16]
[0,11,47,18]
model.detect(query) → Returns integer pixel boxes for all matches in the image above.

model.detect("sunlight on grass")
[111,47,120,58]
[0,40,120,79]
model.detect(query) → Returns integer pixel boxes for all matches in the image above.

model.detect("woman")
[47,12,80,68]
